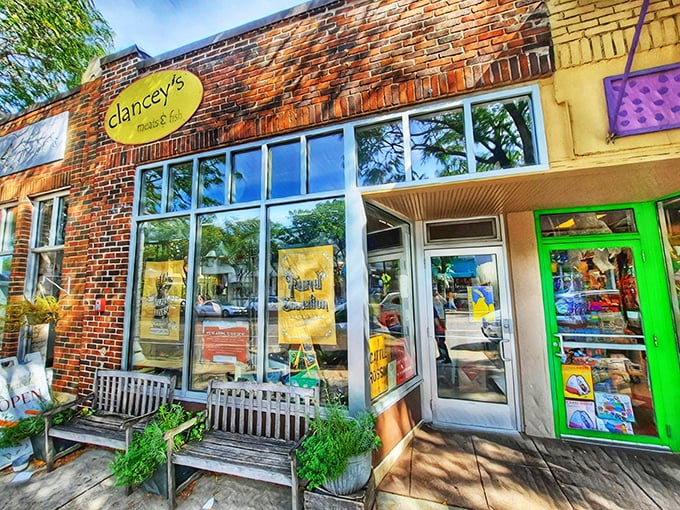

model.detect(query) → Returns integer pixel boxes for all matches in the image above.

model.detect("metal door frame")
[415,221,520,430]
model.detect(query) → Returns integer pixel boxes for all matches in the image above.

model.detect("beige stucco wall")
[506,211,555,438]
[543,0,680,173]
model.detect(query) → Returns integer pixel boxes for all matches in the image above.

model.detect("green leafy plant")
[109,403,205,487]
[296,398,381,490]
[3,296,62,332]
[0,405,76,448]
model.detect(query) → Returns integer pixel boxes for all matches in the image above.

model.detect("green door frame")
[535,202,680,452]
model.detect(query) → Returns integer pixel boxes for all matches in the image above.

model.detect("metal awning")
[363,157,680,221]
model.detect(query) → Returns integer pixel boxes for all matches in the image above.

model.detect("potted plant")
[296,398,381,496]
[109,403,204,495]
[0,404,77,461]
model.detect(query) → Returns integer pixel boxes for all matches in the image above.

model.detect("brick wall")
[548,0,680,69]
[0,82,102,393]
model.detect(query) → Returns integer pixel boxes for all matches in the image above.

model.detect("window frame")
[27,191,69,299]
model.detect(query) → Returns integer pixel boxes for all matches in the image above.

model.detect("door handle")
[499,338,512,362]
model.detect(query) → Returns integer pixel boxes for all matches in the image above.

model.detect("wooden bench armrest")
[42,392,95,418]
[289,427,314,457]
[119,409,160,429]
[163,416,199,444]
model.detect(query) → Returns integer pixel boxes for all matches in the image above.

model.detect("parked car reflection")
[195,300,248,318]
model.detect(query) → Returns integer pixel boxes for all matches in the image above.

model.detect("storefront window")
[410,109,467,178]
[199,155,227,208]
[130,217,189,381]
[269,141,302,199]
[169,161,193,212]
[366,207,416,401]
[0,206,16,344]
[267,199,347,401]
[140,167,162,214]
[190,210,259,390]
[308,132,344,193]
[232,149,261,204]
[472,96,536,172]
[550,246,657,437]
[31,195,68,299]
[356,120,405,186]
[540,210,637,237]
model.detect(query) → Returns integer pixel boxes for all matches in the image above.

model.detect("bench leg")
[44,426,55,472]
[167,447,176,509]
[291,455,301,510]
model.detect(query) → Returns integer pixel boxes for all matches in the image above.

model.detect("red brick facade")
[0,0,552,396]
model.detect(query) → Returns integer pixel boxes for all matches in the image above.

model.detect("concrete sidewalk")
[3,426,680,509]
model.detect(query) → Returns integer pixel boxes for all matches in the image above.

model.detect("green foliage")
[109,403,205,487]
[296,399,381,490]
[2,296,61,332]
[0,406,76,448]
[0,415,44,448]
[0,0,113,115]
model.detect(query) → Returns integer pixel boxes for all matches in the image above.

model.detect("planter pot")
[321,450,372,496]
[30,434,77,462]
[142,463,197,497]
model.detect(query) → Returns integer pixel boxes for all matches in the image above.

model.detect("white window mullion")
[463,100,477,174]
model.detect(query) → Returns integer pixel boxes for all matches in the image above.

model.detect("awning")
[363,155,680,221]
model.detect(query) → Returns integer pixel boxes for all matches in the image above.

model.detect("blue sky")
[94,0,306,55]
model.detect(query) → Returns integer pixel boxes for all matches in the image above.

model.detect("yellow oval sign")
[105,70,203,145]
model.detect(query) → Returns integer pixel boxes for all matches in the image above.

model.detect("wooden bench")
[43,369,176,473]
[164,380,319,510]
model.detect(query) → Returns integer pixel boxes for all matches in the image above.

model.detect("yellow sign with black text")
[105,70,203,145]
[370,334,389,397]
[277,245,336,345]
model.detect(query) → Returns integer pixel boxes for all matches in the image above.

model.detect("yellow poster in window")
[277,245,336,345]
[369,334,389,398]
[140,260,185,341]
[562,364,595,401]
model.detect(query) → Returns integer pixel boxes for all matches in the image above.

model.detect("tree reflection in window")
[140,167,162,214]
[169,161,193,212]
[410,109,467,178]
[357,95,537,185]
[199,211,260,304]
[356,121,404,186]
[199,156,226,208]
[472,97,535,172]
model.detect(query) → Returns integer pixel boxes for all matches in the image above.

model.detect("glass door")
[547,243,660,441]
[427,247,518,430]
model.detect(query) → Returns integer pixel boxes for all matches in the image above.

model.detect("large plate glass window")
[130,217,189,382]
[658,196,680,359]
[366,206,416,401]
[0,205,16,345]
[267,199,347,402]
[190,209,260,390]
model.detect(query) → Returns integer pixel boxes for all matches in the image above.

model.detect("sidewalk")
[2,425,679,509]
[379,425,680,510]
